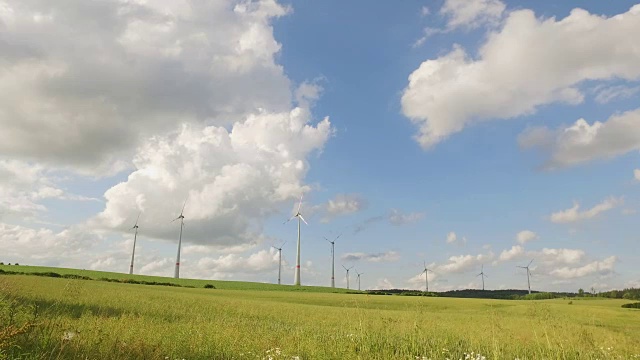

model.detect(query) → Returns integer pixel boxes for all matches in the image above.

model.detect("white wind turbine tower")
[272,241,286,285]
[342,265,354,289]
[476,264,488,291]
[172,198,187,279]
[517,259,534,294]
[356,270,364,291]
[128,212,141,275]
[421,262,433,292]
[284,194,308,286]
[324,234,341,288]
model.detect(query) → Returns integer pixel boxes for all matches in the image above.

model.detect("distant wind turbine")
[356,270,364,291]
[517,259,534,294]
[421,262,433,292]
[172,198,187,279]
[128,212,141,275]
[342,265,354,289]
[272,241,286,285]
[476,264,488,291]
[284,194,308,286]
[324,234,341,288]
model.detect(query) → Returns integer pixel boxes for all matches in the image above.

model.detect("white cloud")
[516,230,537,244]
[92,107,331,246]
[413,0,505,48]
[402,5,640,149]
[0,0,293,173]
[0,160,98,218]
[446,231,466,245]
[372,278,395,290]
[388,209,424,226]
[594,84,640,104]
[499,245,524,261]
[341,251,400,263]
[550,256,617,279]
[196,249,279,274]
[550,197,622,224]
[634,169,640,181]
[0,222,100,266]
[537,248,584,265]
[441,0,505,30]
[519,109,640,168]
[325,194,367,217]
[436,252,494,274]
[407,269,439,290]
[295,79,324,108]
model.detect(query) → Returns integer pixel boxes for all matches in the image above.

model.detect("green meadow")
[1,266,639,360]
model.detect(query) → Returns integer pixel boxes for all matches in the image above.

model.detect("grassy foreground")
[1,271,640,359]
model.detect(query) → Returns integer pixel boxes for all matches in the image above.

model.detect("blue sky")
[1,0,639,292]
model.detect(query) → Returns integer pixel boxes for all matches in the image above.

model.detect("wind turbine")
[342,265,354,289]
[284,194,307,286]
[517,259,534,294]
[421,262,433,292]
[272,241,286,285]
[172,198,187,279]
[476,264,488,291]
[324,234,341,288]
[128,212,141,275]
[356,270,364,291]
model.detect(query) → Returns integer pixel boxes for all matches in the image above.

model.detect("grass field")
[1,266,639,359]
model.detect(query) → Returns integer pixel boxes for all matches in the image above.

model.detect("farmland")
[1,267,639,360]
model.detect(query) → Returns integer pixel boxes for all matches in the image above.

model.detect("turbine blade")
[134,211,141,227]
[283,215,295,224]
[298,214,308,225]
[181,196,188,215]
[335,234,342,241]
[297,193,304,213]
[528,259,534,267]
[342,264,347,270]
[484,274,489,278]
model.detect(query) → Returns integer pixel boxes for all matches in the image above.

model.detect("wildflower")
[62,331,76,341]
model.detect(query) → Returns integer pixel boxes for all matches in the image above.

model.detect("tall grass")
[1,274,639,359]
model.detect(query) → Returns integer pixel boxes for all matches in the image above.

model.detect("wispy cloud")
[550,197,622,224]
[341,251,400,263]
[388,208,424,226]
[516,230,537,244]
[594,84,640,104]
[445,231,466,246]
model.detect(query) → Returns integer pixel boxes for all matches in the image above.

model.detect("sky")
[1,0,639,293]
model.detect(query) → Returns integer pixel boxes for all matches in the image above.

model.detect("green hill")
[0,264,356,293]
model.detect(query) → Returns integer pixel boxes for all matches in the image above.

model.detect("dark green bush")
[62,274,92,280]
[204,284,216,289]
[33,272,61,278]
[621,302,640,309]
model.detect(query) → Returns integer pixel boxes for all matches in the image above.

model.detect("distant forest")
[366,288,640,300]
